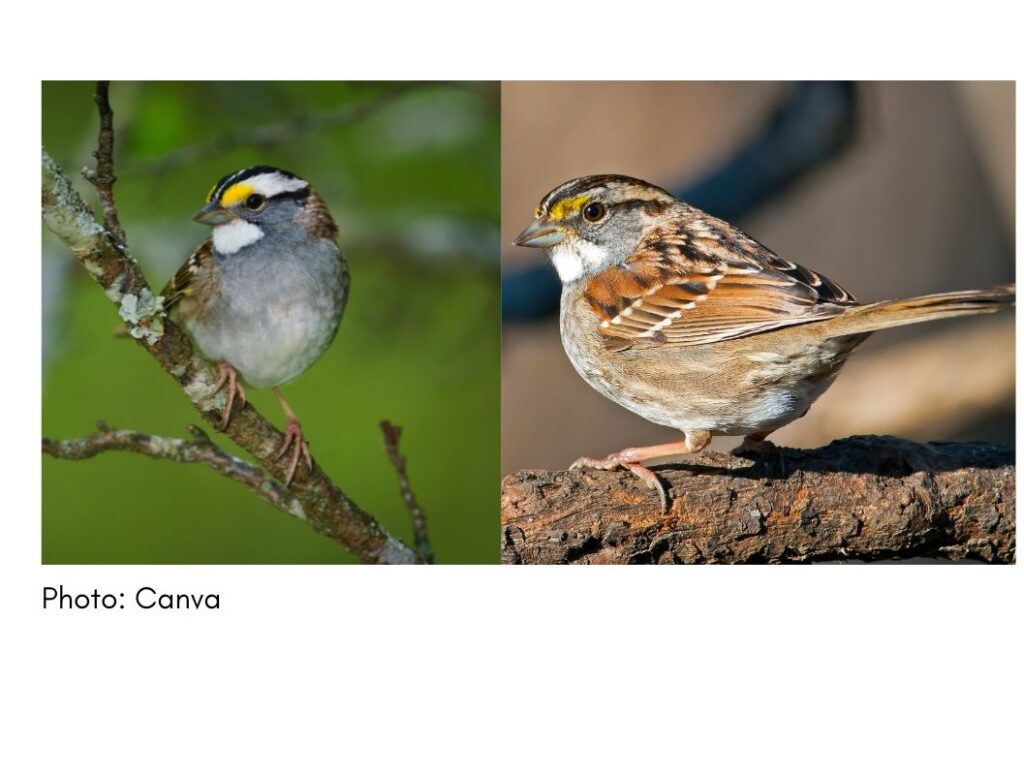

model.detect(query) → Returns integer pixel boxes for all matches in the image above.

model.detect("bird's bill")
[514,217,568,249]
[193,202,236,226]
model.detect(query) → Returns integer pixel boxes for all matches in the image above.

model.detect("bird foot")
[276,417,312,487]
[570,452,631,471]
[571,453,669,513]
[206,362,246,430]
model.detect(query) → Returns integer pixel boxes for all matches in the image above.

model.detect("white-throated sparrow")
[163,165,349,484]
[515,174,1014,510]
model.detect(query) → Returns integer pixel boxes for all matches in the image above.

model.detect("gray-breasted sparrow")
[162,165,349,484]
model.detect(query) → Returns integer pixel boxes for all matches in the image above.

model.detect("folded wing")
[584,214,858,350]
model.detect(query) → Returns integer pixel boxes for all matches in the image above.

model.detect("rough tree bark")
[501,436,1015,564]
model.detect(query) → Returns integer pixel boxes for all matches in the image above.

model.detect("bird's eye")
[245,194,266,211]
[582,202,606,222]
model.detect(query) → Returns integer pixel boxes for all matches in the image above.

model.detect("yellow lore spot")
[219,182,255,207]
[548,195,588,221]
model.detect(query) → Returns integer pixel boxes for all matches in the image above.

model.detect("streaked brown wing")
[160,239,214,312]
[584,217,858,349]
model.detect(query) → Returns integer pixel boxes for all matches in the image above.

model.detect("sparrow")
[162,165,349,485]
[515,174,1014,510]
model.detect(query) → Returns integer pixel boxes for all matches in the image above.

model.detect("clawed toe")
[570,455,618,471]
[271,388,313,486]
[276,419,312,486]
[622,462,669,513]
[207,362,246,429]
[567,439,705,512]
[570,454,670,513]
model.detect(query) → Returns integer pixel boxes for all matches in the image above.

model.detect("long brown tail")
[822,284,1015,338]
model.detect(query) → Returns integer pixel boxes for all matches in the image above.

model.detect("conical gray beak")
[193,202,235,226]
[514,217,568,249]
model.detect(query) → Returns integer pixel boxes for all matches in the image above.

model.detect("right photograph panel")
[500,81,1015,564]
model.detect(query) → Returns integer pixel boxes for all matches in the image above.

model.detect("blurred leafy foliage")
[42,81,500,563]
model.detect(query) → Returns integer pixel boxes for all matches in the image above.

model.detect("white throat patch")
[213,220,264,254]
[549,240,608,284]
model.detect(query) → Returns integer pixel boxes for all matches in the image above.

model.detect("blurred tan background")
[502,81,1014,474]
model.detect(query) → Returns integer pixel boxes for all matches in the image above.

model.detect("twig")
[501,436,1015,564]
[44,425,305,520]
[82,81,127,247]
[41,81,420,564]
[380,421,433,563]
[124,83,422,175]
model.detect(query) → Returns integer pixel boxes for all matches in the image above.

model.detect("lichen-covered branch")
[42,149,147,302]
[43,425,305,520]
[380,421,433,563]
[501,436,1015,564]
[41,85,420,564]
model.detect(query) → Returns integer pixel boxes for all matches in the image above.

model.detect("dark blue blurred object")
[502,82,858,322]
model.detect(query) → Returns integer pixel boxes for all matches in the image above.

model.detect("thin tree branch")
[41,82,420,564]
[43,425,305,520]
[81,81,127,247]
[380,421,433,564]
[502,436,1015,564]
[123,83,423,176]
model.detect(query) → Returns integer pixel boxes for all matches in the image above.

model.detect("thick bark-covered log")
[501,436,1015,564]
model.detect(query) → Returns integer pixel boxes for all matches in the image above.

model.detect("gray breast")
[189,237,348,389]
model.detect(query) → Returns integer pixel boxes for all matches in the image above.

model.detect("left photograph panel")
[42,81,500,564]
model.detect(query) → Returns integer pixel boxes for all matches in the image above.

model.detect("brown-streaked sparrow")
[515,174,1014,510]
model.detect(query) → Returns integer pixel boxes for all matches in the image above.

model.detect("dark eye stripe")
[271,188,310,204]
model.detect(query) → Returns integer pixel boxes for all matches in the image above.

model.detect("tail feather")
[822,284,1015,338]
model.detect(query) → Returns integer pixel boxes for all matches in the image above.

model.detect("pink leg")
[570,431,711,513]
[206,362,247,430]
[273,387,312,486]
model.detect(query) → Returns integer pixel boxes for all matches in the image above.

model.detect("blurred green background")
[42,81,500,563]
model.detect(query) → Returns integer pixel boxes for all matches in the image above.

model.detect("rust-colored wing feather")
[584,212,858,350]
[160,239,214,313]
